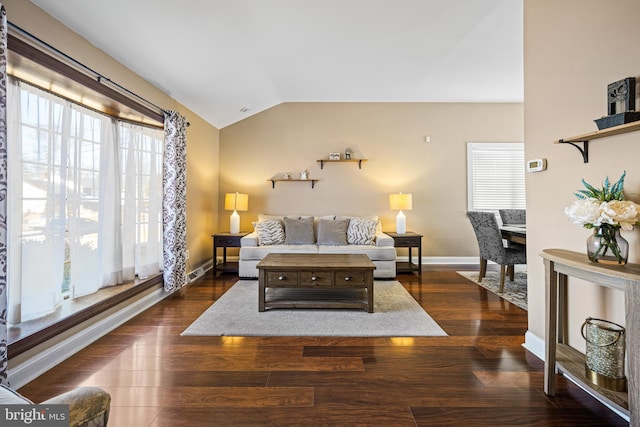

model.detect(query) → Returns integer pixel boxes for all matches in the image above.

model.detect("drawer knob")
[311,276,318,281]
[278,274,287,281]
[344,276,352,281]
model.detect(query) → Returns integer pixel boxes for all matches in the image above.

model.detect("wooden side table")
[386,232,423,275]
[212,232,248,275]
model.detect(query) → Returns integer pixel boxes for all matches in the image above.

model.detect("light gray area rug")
[457,270,527,311]
[182,280,447,337]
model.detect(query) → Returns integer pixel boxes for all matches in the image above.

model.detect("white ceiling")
[30,0,523,129]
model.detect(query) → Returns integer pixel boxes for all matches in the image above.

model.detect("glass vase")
[586,226,629,265]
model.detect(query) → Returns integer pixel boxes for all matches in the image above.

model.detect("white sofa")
[239,214,397,279]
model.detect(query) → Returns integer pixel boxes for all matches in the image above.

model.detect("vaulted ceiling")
[31,0,523,129]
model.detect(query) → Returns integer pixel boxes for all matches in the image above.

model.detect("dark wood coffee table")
[256,253,376,312]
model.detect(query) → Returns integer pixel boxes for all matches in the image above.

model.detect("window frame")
[6,28,167,358]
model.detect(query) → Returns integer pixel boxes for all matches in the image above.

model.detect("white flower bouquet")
[565,171,639,264]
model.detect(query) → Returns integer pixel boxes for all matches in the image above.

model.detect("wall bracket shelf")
[556,140,589,163]
[555,120,640,163]
[269,179,317,189]
[317,159,368,169]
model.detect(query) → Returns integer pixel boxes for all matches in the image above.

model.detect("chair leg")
[479,258,487,281]
[499,265,506,292]
[508,265,515,281]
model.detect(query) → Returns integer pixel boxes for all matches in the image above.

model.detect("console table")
[541,248,639,426]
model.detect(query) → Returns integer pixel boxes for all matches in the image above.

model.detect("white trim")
[8,286,170,389]
[187,258,213,283]
[523,330,545,360]
[395,256,501,265]
[422,256,478,265]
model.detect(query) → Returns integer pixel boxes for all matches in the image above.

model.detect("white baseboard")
[523,330,545,361]
[422,256,477,265]
[393,256,478,265]
[8,286,170,389]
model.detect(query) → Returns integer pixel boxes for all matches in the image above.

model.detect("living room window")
[7,78,164,325]
[466,142,526,212]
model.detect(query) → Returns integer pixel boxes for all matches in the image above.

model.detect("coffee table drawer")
[300,271,333,286]
[266,271,299,286]
[334,271,366,286]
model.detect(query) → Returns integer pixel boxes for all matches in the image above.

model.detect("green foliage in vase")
[574,171,626,202]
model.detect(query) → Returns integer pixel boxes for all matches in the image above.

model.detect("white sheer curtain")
[7,78,164,323]
[119,123,163,280]
[67,109,117,297]
[7,78,66,321]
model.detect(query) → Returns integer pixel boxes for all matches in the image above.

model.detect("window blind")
[467,142,525,211]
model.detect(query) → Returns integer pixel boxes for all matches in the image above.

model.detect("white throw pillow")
[347,217,378,245]
[253,219,285,245]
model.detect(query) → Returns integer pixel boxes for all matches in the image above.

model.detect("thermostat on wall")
[526,158,547,172]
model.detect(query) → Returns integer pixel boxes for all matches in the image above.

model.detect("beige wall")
[4,0,220,270]
[525,0,640,350]
[220,102,523,257]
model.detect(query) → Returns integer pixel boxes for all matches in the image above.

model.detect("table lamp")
[389,193,412,234]
[225,192,248,234]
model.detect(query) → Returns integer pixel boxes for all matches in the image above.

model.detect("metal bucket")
[581,317,627,391]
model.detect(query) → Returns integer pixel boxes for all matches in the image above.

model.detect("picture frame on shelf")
[329,152,341,160]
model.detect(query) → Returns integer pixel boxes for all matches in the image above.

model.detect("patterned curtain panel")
[0,3,9,386]
[162,111,187,292]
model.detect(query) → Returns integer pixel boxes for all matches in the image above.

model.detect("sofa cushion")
[373,231,395,247]
[316,218,349,245]
[318,244,397,260]
[347,217,379,245]
[284,217,315,244]
[241,244,319,260]
[0,385,33,404]
[253,219,285,245]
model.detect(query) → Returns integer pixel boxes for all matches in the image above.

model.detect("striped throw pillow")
[253,220,285,245]
[347,217,378,245]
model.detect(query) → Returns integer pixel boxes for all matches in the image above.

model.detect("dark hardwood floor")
[18,268,627,426]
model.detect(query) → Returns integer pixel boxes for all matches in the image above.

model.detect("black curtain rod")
[8,21,169,118]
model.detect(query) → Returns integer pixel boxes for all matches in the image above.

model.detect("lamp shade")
[389,193,412,211]
[224,192,248,212]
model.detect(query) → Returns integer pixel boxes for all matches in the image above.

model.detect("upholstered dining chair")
[498,209,526,225]
[467,211,527,292]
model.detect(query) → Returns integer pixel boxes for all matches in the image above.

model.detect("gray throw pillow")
[284,217,315,244]
[253,219,285,245]
[317,218,349,245]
